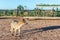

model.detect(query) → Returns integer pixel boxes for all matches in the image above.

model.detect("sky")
[0,0,60,9]
[0,0,20,9]
[20,0,60,10]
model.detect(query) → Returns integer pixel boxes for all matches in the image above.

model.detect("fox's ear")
[22,18,26,23]
[22,18,28,24]
[23,19,28,25]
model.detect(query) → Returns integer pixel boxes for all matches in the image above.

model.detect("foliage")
[17,5,24,11]
[0,5,60,17]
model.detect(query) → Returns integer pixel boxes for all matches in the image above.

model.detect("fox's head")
[11,18,28,26]
[22,18,28,24]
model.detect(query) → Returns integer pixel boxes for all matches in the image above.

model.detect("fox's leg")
[14,29,17,36]
[18,28,20,35]
[10,23,14,33]
[10,26,14,34]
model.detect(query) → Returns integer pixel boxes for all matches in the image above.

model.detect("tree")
[16,5,24,16]
[17,5,24,11]
[33,8,40,16]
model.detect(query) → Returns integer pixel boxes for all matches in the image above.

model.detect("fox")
[10,18,28,36]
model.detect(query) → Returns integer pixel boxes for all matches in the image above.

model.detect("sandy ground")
[0,18,60,40]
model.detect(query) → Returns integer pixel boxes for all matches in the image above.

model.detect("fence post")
[56,8,58,17]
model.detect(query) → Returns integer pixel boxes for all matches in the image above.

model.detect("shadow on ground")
[21,26,60,35]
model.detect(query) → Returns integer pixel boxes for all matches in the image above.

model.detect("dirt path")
[0,18,60,40]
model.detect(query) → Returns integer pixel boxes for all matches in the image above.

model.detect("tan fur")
[10,19,26,36]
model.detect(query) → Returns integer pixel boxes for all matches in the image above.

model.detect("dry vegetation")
[0,18,60,40]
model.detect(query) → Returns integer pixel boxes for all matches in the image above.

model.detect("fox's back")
[11,19,25,29]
